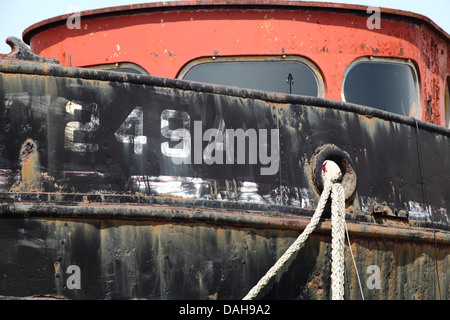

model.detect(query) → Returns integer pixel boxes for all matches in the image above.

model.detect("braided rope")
[330,182,345,300]
[243,177,346,300]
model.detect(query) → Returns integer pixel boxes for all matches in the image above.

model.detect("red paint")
[23,1,449,126]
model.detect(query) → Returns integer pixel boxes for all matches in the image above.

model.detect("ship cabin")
[22,0,450,128]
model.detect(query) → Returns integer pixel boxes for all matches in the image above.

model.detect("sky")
[0,0,449,54]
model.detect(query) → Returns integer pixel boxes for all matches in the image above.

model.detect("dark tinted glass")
[343,61,419,116]
[183,61,319,97]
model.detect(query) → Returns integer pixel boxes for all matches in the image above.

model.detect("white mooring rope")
[242,174,346,300]
[330,181,345,300]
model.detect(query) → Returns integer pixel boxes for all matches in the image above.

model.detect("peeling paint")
[0,7,449,299]
[10,139,41,192]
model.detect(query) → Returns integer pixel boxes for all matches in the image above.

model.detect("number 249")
[64,101,147,154]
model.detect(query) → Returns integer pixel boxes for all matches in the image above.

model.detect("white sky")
[0,0,449,53]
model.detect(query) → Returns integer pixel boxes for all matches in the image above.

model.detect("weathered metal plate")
[0,57,449,299]
[0,59,449,224]
[0,217,448,299]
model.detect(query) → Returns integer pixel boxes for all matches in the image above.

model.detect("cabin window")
[445,76,450,129]
[342,58,420,117]
[84,62,149,75]
[178,56,324,97]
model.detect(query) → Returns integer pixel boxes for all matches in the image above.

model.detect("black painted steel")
[0,43,449,299]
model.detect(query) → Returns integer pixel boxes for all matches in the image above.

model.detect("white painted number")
[160,109,191,159]
[114,107,147,154]
[64,101,99,152]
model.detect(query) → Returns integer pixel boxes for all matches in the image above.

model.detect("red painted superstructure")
[23,1,449,125]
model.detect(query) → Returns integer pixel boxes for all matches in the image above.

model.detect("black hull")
[0,50,449,299]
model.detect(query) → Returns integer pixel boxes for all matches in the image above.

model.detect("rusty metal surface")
[0,49,449,227]
[0,37,58,64]
[0,217,448,299]
[1,193,449,245]
[20,0,450,128]
[1,58,449,219]
[21,0,450,43]
[0,45,449,299]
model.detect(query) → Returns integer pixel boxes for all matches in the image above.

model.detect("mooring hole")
[311,145,357,202]
[321,159,342,182]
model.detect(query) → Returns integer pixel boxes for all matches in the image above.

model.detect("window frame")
[177,55,326,98]
[341,56,421,118]
[84,62,149,75]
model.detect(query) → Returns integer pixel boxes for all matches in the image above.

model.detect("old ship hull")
[0,52,448,300]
